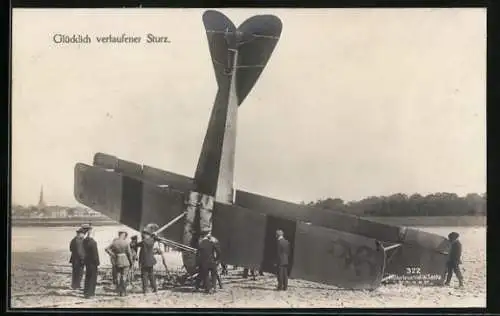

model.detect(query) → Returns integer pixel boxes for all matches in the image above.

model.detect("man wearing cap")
[83,226,100,298]
[105,233,120,286]
[106,230,133,296]
[69,228,86,289]
[137,229,158,294]
[276,229,290,291]
[444,232,464,287]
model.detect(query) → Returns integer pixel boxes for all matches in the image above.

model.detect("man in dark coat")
[69,228,86,289]
[196,232,219,293]
[208,233,223,289]
[276,229,290,291]
[137,230,158,294]
[83,226,100,298]
[444,232,464,287]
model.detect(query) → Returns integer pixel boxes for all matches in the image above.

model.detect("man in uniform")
[69,227,86,289]
[137,229,158,294]
[444,231,464,287]
[83,226,100,298]
[196,231,220,293]
[105,230,134,296]
[105,232,120,286]
[276,229,290,291]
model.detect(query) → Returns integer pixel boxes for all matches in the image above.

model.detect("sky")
[12,8,486,206]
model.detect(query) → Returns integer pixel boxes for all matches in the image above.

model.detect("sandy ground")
[10,225,486,309]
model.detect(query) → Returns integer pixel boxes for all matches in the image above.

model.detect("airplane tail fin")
[202,10,282,103]
[195,11,282,200]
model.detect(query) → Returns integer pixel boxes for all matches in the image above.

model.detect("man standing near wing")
[105,232,120,286]
[276,229,290,291]
[137,229,159,294]
[82,226,100,298]
[444,232,464,288]
[69,227,86,290]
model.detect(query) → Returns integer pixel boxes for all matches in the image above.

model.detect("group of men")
[69,224,165,298]
[69,225,293,298]
[70,223,463,300]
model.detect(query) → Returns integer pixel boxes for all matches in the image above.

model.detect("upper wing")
[93,152,195,192]
[74,163,186,241]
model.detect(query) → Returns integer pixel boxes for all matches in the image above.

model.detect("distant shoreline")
[11,217,118,227]
[10,215,486,228]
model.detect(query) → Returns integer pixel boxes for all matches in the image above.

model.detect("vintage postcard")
[10,8,486,309]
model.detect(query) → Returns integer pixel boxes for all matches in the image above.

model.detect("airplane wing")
[213,206,385,289]
[75,163,186,241]
[75,162,386,289]
[93,152,196,191]
[87,154,449,283]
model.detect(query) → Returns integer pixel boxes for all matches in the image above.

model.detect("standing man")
[276,229,290,291]
[196,232,219,293]
[444,232,464,287]
[83,226,100,298]
[208,233,223,289]
[106,231,133,296]
[69,227,86,289]
[129,235,139,284]
[137,229,158,294]
[105,232,120,286]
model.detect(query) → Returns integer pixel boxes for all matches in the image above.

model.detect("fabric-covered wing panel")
[140,182,186,241]
[292,222,386,290]
[74,163,123,224]
[212,203,267,269]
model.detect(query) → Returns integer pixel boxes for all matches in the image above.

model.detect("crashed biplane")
[74,10,450,290]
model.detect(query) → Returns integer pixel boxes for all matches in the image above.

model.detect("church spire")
[38,185,46,209]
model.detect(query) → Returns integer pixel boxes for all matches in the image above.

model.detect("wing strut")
[153,211,187,235]
[148,211,198,253]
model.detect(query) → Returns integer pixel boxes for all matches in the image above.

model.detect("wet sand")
[10,225,486,308]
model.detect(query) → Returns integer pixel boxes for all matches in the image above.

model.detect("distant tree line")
[302,192,486,217]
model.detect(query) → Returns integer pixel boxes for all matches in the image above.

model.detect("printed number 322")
[406,267,421,275]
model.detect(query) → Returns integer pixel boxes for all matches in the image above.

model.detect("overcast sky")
[12,8,486,206]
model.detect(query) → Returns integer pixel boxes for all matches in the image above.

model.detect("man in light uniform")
[106,230,133,296]
[105,232,120,286]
